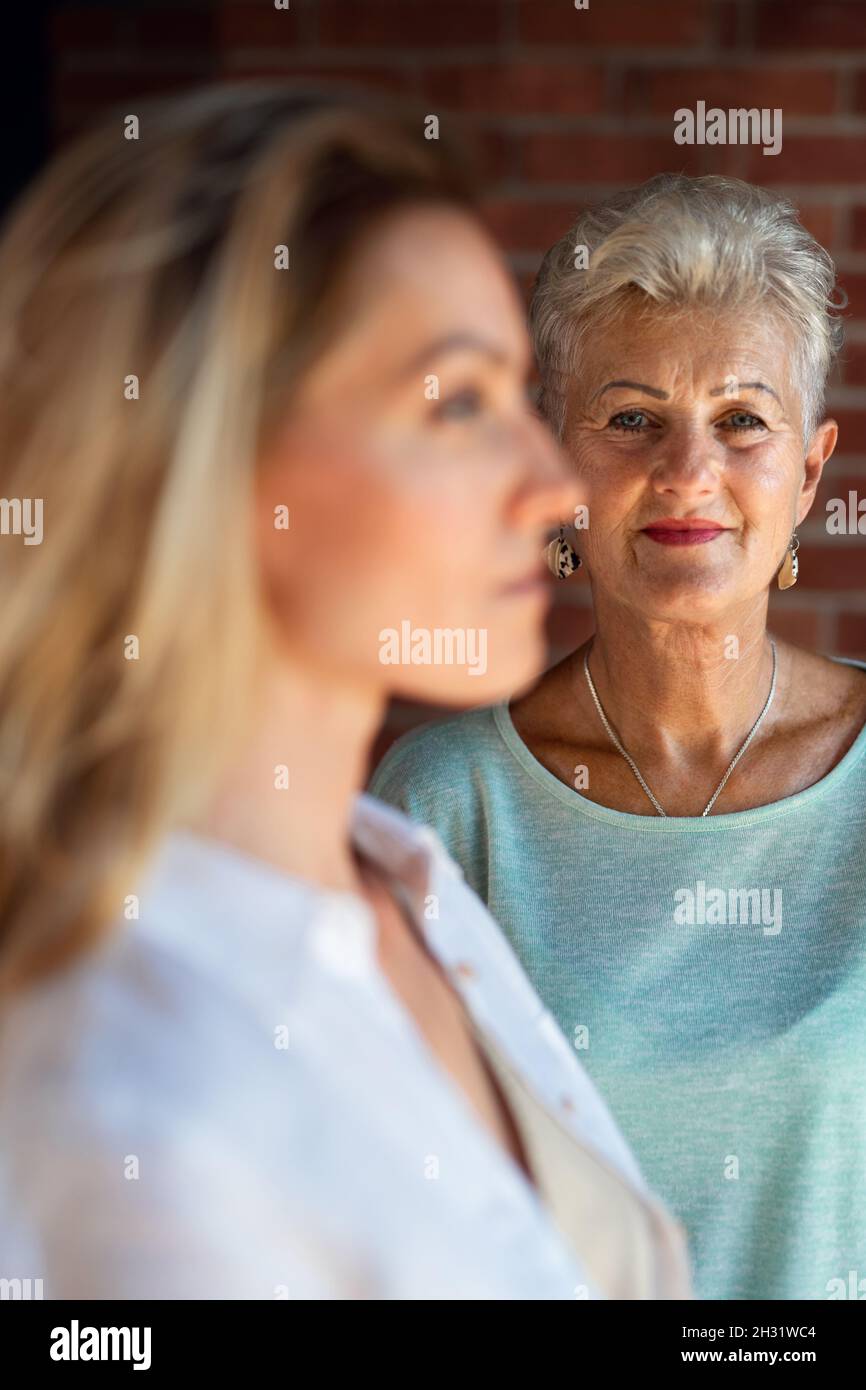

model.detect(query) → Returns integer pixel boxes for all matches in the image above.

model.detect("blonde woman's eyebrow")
[397,331,518,380]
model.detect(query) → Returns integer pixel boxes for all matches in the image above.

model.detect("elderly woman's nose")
[650,434,721,499]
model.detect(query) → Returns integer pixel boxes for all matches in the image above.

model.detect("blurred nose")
[511,409,584,530]
[650,427,721,504]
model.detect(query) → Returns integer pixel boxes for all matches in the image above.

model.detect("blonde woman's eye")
[722,411,766,432]
[609,409,649,432]
[432,387,484,422]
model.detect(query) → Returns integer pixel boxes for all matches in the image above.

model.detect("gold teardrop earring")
[778,532,800,590]
[545,524,581,580]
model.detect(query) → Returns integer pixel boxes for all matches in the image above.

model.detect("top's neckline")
[494,656,866,833]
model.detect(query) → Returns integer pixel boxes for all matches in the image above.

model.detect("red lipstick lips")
[642,517,728,547]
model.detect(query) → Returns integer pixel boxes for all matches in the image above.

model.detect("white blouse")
[0,794,692,1299]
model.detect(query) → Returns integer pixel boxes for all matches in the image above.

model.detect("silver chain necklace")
[582,639,778,817]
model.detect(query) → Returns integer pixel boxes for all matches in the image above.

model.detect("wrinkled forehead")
[573,299,799,403]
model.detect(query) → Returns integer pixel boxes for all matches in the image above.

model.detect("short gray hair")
[529,172,845,445]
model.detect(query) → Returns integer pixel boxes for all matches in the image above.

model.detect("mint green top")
[369,664,866,1301]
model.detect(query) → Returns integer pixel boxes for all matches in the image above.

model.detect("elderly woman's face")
[563,306,836,621]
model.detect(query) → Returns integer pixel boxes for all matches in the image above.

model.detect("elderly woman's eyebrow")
[591,378,783,406]
[592,380,670,401]
[709,381,782,404]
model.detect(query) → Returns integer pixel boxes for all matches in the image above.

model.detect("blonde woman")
[370,173,866,1301]
[0,86,691,1299]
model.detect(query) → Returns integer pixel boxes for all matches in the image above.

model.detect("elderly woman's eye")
[609,410,650,432]
[721,411,766,432]
[432,387,484,422]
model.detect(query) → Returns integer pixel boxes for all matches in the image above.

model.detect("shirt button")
[453,960,478,981]
[560,1094,577,1114]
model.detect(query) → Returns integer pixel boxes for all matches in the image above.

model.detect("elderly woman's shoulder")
[785,641,866,708]
[780,640,866,757]
[369,704,505,801]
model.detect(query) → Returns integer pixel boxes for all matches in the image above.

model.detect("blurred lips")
[642,517,730,547]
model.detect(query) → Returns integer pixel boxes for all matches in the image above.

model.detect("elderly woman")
[370,172,866,1301]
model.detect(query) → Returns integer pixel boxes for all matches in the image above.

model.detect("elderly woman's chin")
[625,542,749,619]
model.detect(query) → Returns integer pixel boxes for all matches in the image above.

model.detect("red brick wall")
[47,0,866,762]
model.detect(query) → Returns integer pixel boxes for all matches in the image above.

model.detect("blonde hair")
[530,172,845,444]
[0,82,473,991]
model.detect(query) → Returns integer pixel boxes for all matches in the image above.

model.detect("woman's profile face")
[256,203,577,703]
[562,306,837,624]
